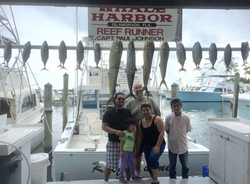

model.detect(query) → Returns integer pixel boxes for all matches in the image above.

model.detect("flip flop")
[151,182,159,184]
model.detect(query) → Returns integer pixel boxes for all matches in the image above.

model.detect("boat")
[0,7,44,150]
[163,60,235,102]
[51,89,76,106]
[221,92,250,120]
[53,53,209,181]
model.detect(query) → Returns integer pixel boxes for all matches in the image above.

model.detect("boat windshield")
[21,94,37,113]
[0,99,11,118]
[213,88,223,92]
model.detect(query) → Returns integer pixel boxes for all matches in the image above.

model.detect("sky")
[1,6,250,90]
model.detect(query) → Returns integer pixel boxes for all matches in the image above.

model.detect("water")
[162,100,232,148]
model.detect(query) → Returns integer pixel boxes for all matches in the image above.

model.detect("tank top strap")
[152,115,157,125]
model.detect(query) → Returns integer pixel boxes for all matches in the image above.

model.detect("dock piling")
[44,83,52,151]
[63,73,69,130]
[232,72,240,118]
[171,82,179,99]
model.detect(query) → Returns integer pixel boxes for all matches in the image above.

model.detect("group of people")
[102,83,192,184]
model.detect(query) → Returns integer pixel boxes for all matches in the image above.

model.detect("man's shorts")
[105,141,120,170]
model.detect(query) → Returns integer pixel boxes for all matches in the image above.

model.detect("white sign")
[88,8,179,42]
[117,65,143,85]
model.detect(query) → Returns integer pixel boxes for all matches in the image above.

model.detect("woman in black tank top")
[135,103,165,184]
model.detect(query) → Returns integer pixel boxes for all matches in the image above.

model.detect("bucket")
[30,153,50,184]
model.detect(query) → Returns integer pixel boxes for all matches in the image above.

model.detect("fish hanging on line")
[176,42,187,72]
[94,43,101,69]
[125,40,137,99]
[142,40,155,100]
[241,41,249,66]
[159,41,169,90]
[75,40,84,71]
[105,39,123,112]
[192,41,202,71]
[58,40,67,70]
[3,41,12,67]
[22,41,31,66]
[41,41,49,71]
[209,43,217,70]
[224,44,232,72]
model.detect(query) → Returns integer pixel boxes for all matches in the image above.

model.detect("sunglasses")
[141,102,150,106]
[117,98,125,101]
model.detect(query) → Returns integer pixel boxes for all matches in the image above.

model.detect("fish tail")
[210,67,216,71]
[125,92,136,99]
[40,67,49,72]
[158,81,163,90]
[178,68,187,72]
[144,86,149,100]
[59,66,67,70]
[75,67,83,71]
[242,62,247,67]
[193,67,201,71]
[105,96,116,112]
[138,86,145,98]
[163,80,169,90]
[159,79,168,90]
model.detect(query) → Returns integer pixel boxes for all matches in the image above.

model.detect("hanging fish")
[224,44,232,72]
[176,43,187,72]
[58,41,67,70]
[209,43,217,70]
[3,41,12,67]
[75,40,84,71]
[241,42,249,66]
[142,40,155,99]
[40,41,49,71]
[192,41,202,70]
[125,40,137,99]
[22,41,31,66]
[159,41,169,90]
[94,43,101,69]
[105,39,123,111]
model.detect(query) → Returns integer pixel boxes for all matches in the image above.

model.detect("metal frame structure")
[0,0,250,9]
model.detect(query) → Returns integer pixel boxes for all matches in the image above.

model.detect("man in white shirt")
[165,98,192,179]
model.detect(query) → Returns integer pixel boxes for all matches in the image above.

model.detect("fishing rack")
[0,44,243,51]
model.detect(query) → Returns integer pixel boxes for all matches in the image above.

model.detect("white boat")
[51,89,76,106]
[221,92,250,120]
[0,7,44,150]
[163,60,235,102]
[53,63,209,181]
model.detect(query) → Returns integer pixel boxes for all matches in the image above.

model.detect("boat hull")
[53,150,208,181]
[178,91,228,102]
[222,93,250,121]
[53,120,209,181]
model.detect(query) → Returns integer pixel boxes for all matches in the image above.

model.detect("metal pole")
[171,82,179,99]
[44,83,52,152]
[232,73,240,118]
[63,73,69,130]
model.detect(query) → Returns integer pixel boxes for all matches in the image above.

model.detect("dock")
[47,176,215,184]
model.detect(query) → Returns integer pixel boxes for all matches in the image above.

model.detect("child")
[118,118,142,183]
[165,98,192,179]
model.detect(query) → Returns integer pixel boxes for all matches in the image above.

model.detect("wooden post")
[232,73,240,118]
[44,83,52,152]
[171,82,179,99]
[63,73,69,130]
